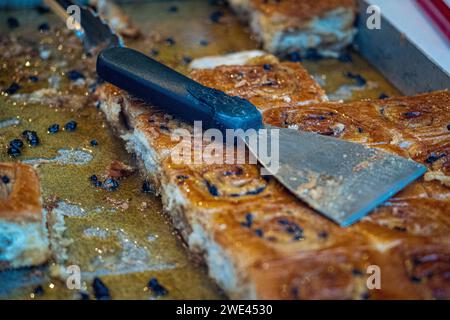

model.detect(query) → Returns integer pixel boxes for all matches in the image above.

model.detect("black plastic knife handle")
[97,47,263,132]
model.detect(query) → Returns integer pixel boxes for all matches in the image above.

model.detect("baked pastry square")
[228,0,357,56]
[0,162,50,270]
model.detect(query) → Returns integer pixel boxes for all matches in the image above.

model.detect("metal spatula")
[46,0,427,226]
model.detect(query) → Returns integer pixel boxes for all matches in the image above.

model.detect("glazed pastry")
[96,54,450,299]
[228,0,357,57]
[0,162,51,270]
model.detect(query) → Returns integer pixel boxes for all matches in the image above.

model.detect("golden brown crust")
[251,0,357,20]
[0,162,42,223]
[190,62,327,113]
[98,64,450,299]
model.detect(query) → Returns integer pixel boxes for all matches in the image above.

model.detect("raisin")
[148,278,168,297]
[206,181,219,196]
[64,120,77,131]
[344,72,366,86]
[5,82,20,95]
[90,175,102,187]
[403,111,421,118]
[240,213,253,228]
[7,146,21,157]
[2,175,10,184]
[103,178,119,191]
[67,70,84,81]
[209,10,224,23]
[245,186,265,196]
[165,37,175,46]
[22,130,39,146]
[48,124,59,134]
[425,153,446,164]
[9,139,23,149]
[142,181,155,194]
[93,277,111,300]
[7,17,20,29]
[33,285,45,296]
[254,229,264,237]
[182,56,192,64]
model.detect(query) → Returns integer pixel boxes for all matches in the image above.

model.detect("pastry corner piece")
[229,0,357,57]
[0,162,50,270]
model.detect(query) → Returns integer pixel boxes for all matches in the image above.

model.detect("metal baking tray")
[0,0,447,300]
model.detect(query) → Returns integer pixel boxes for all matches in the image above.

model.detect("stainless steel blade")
[44,0,122,53]
[245,126,426,227]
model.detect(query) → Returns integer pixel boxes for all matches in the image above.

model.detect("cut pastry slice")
[228,0,357,57]
[0,162,50,270]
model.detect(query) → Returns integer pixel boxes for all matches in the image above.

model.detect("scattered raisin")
[93,277,111,300]
[7,17,20,29]
[7,145,20,157]
[22,130,39,146]
[425,153,446,164]
[344,72,367,86]
[33,285,45,296]
[209,10,224,23]
[403,111,421,118]
[64,120,77,131]
[103,178,119,191]
[165,37,175,46]
[245,186,265,196]
[206,181,219,196]
[142,181,155,194]
[254,229,264,237]
[9,139,23,149]
[148,278,168,297]
[48,124,59,134]
[240,213,253,228]
[4,82,21,95]
[182,56,192,64]
[67,70,84,81]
